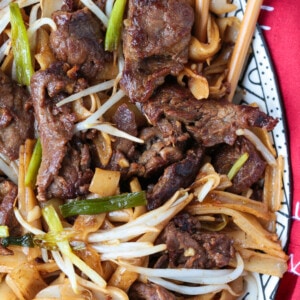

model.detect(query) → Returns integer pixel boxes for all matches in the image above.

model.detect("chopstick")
[194,0,210,42]
[227,0,264,102]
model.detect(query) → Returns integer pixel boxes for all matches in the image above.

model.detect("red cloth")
[259,1,300,299]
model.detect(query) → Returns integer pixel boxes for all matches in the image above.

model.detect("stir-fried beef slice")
[211,136,267,194]
[105,104,189,180]
[136,126,188,179]
[31,63,88,201]
[101,103,140,176]
[46,138,93,200]
[0,70,34,160]
[143,84,278,147]
[128,281,176,300]
[153,213,235,269]
[147,147,204,210]
[0,178,20,236]
[50,8,110,80]
[120,0,194,102]
[151,117,191,147]
[112,103,138,156]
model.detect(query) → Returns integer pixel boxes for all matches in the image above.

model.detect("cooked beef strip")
[120,0,194,102]
[45,137,93,200]
[0,70,34,160]
[30,63,88,201]
[142,83,278,147]
[146,147,203,210]
[128,281,176,300]
[153,213,235,269]
[137,126,188,178]
[211,136,267,194]
[112,103,138,156]
[50,8,110,81]
[0,178,20,236]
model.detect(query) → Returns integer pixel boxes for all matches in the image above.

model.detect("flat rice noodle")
[6,262,47,300]
[204,190,274,221]
[263,156,284,212]
[231,248,288,277]
[0,246,28,273]
[186,204,287,259]
[250,127,276,157]
[224,228,276,256]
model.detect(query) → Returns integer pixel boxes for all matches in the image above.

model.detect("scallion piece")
[42,204,107,287]
[42,205,64,232]
[1,233,34,248]
[227,152,249,180]
[9,2,34,86]
[104,0,127,51]
[33,231,76,251]
[60,191,147,218]
[25,139,42,188]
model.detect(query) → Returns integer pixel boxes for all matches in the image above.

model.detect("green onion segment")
[1,233,35,248]
[25,139,42,188]
[9,3,34,86]
[105,0,127,51]
[60,191,147,218]
[227,152,249,181]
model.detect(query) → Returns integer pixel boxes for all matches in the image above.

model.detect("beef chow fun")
[0,0,288,299]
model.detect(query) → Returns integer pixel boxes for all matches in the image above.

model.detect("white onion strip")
[236,128,276,166]
[88,225,159,243]
[92,241,155,253]
[56,79,115,107]
[14,207,45,235]
[80,0,109,27]
[0,0,40,35]
[105,0,115,17]
[117,253,244,285]
[86,123,144,144]
[0,156,18,184]
[100,244,167,260]
[148,276,233,296]
[82,89,125,123]
[28,2,40,26]
[195,177,215,201]
[0,38,10,63]
[27,17,57,37]
[52,251,78,293]
[74,89,125,133]
[0,0,11,10]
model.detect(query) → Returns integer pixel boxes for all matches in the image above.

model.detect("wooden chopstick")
[227,0,264,102]
[194,0,210,42]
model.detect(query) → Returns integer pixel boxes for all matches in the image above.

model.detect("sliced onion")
[56,79,115,107]
[100,244,166,260]
[117,252,244,285]
[80,0,109,27]
[88,225,159,243]
[0,156,18,184]
[85,122,144,144]
[148,276,233,296]
[236,129,276,166]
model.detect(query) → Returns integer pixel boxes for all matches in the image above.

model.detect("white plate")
[230,1,291,299]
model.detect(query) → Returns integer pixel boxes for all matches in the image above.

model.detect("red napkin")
[259,0,300,299]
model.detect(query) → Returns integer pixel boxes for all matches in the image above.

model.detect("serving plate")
[230,1,291,299]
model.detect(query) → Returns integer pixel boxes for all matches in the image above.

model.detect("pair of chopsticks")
[194,0,264,102]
